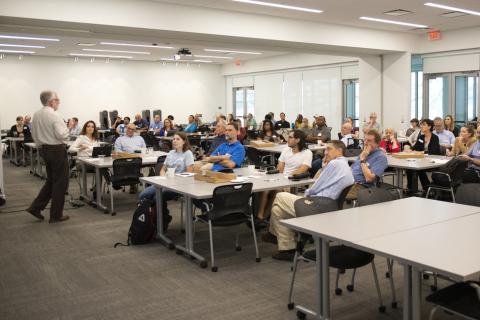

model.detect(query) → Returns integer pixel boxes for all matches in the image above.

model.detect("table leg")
[9,140,12,160]
[403,264,412,320]
[93,167,108,212]
[321,238,330,318]
[29,147,35,174]
[412,266,422,320]
[79,162,90,202]
[396,168,404,197]
[22,145,26,167]
[155,187,174,249]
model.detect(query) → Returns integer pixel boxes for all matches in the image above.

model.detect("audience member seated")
[244,113,257,130]
[116,116,130,136]
[167,115,176,127]
[259,119,281,143]
[194,113,203,126]
[459,125,480,183]
[433,117,455,153]
[68,117,81,135]
[406,119,441,194]
[343,117,359,136]
[139,132,194,228]
[68,121,99,157]
[211,113,224,127]
[133,114,148,132]
[226,113,234,124]
[406,118,419,137]
[234,119,247,143]
[346,130,388,200]
[206,121,226,156]
[444,114,459,137]
[159,118,175,137]
[339,122,355,147]
[447,126,476,156]
[300,117,310,130]
[294,114,303,129]
[111,116,123,130]
[306,115,331,143]
[380,128,400,153]
[262,141,354,261]
[203,123,245,171]
[8,116,31,162]
[184,115,198,133]
[149,114,163,134]
[114,123,146,153]
[274,112,290,130]
[362,112,382,135]
[254,130,312,226]
[269,112,277,124]
[24,115,32,130]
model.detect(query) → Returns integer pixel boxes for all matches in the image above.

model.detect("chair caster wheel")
[287,303,294,310]
[111,211,116,216]
[379,306,386,313]
[199,261,208,269]
[235,246,242,251]
[391,301,398,309]
[175,249,183,255]
[430,285,437,292]
[385,272,390,278]
[296,310,306,320]
[211,266,218,272]
[168,243,175,250]
[256,257,261,263]
[423,274,430,280]
[346,285,354,292]
[335,288,343,295]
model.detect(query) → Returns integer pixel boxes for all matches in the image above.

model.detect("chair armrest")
[432,171,452,183]
[469,282,480,301]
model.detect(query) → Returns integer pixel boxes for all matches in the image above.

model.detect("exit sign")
[428,31,441,41]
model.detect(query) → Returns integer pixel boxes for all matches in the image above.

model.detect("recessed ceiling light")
[440,11,467,18]
[359,16,428,28]
[424,2,480,16]
[0,35,59,41]
[233,0,322,13]
[0,49,35,54]
[384,9,413,16]
[77,43,96,46]
[100,42,174,49]
[193,59,212,63]
[194,55,233,59]
[69,53,133,59]
[160,58,174,61]
[82,48,150,55]
[0,44,45,49]
[204,48,262,55]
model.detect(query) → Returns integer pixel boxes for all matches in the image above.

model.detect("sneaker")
[272,249,296,261]
[261,232,278,244]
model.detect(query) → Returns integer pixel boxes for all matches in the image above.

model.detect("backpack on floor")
[114,199,157,247]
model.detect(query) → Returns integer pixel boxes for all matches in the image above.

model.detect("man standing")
[27,91,70,223]
[274,112,290,130]
[306,115,331,143]
[149,114,163,135]
[204,123,245,171]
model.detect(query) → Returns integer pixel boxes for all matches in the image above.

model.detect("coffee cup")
[167,167,175,178]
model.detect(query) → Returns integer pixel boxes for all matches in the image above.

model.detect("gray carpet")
[0,159,462,320]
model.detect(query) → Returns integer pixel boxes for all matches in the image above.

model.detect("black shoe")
[246,217,268,231]
[163,215,172,232]
[261,232,278,244]
[49,215,70,223]
[272,249,296,261]
[27,208,44,220]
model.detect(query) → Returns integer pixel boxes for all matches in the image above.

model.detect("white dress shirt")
[32,106,69,147]
[68,135,98,157]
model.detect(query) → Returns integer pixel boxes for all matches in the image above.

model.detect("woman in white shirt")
[68,121,99,157]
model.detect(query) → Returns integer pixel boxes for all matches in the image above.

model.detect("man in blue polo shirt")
[204,122,245,171]
[347,129,388,200]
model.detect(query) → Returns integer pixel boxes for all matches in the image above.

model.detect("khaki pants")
[269,192,302,250]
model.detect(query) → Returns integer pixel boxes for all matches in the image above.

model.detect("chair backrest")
[337,184,353,209]
[142,132,157,148]
[345,148,362,157]
[246,147,261,166]
[356,187,398,207]
[112,157,143,180]
[210,183,253,220]
[155,155,167,175]
[455,184,480,206]
[188,135,202,147]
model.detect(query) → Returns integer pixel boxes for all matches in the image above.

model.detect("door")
[233,87,254,126]
[343,79,360,128]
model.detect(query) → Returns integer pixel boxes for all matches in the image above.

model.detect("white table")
[77,151,167,213]
[24,142,43,178]
[141,167,315,267]
[281,197,480,320]
[246,143,326,165]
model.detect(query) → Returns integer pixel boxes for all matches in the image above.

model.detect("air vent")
[410,27,433,31]
[440,11,467,18]
[384,9,413,16]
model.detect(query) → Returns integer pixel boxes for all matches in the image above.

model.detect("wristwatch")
[360,159,367,164]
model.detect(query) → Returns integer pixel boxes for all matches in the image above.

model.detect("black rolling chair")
[455,183,480,206]
[245,147,272,168]
[426,159,469,203]
[102,157,143,215]
[155,155,167,175]
[194,183,260,272]
[426,281,480,320]
[188,135,202,159]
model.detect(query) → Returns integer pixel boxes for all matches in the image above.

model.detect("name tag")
[418,139,424,143]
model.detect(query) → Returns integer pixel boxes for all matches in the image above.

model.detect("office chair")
[426,281,480,320]
[426,159,469,203]
[245,147,272,168]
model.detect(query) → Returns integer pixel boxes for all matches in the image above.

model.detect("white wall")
[358,56,382,127]
[0,56,225,129]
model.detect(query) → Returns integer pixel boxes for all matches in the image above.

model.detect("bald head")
[341,122,352,135]
[126,123,136,137]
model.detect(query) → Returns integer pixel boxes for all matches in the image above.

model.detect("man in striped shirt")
[262,140,354,261]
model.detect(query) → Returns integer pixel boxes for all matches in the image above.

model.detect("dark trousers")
[406,170,430,192]
[30,144,69,219]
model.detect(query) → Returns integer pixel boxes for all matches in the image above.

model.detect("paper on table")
[431,159,450,164]
[176,172,195,177]
[230,177,250,183]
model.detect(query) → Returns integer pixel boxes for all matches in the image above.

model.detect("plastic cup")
[167,167,175,178]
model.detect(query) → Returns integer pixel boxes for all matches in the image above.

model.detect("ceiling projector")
[173,48,192,61]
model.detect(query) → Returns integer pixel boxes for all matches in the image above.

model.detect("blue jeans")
[139,186,179,215]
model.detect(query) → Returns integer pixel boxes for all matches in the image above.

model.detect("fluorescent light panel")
[69,53,133,59]
[424,2,480,16]
[0,49,35,54]
[0,35,59,41]
[204,48,262,55]
[360,16,428,28]
[100,42,174,49]
[82,48,150,55]
[194,55,233,59]
[233,0,322,13]
[160,58,212,63]
[0,44,45,48]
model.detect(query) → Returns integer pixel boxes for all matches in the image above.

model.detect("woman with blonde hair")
[447,125,476,156]
[444,114,459,137]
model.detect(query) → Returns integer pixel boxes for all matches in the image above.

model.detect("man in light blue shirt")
[149,114,163,135]
[114,123,146,153]
[264,140,354,261]
[433,117,455,148]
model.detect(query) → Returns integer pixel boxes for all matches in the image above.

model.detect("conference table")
[141,167,315,268]
[77,151,167,213]
[246,143,327,165]
[281,197,480,320]
[24,141,76,179]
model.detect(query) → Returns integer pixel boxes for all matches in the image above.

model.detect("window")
[410,71,423,120]
[343,79,360,128]
[233,87,254,125]
[454,74,478,124]
[426,74,449,119]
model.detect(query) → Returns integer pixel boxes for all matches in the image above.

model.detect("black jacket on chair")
[412,133,441,155]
